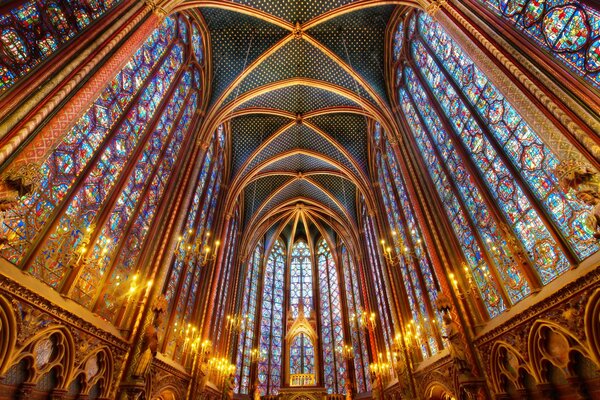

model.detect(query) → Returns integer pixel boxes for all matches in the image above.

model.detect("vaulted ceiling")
[173,0,415,251]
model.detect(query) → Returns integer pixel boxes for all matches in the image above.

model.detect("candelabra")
[380,231,421,266]
[369,360,392,379]
[337,343,354,360]
[172,322,201,357]
[227,314,249,333]
[207,356,236,386]
[249,347,265,363]
[380,238,401,265]
[350,308,376,330]
[175,230,220,266]
[448,263,480,300]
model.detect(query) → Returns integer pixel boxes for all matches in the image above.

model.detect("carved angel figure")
[554,160,600,238]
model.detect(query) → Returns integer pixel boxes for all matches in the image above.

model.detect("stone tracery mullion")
[414,27,582,266]
[85,85,199,311]
[11,30,184,285]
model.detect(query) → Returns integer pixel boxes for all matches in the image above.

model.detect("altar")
[277,385,329,400]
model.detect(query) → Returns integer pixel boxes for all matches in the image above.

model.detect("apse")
[0,0,599,399]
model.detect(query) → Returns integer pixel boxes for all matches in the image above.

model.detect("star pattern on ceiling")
[173,0,412,247]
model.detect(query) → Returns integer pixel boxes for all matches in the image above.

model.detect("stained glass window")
[393,10,598,318]
[373,123,441,358]
[0,0,122,93]
[341,246,370,393]
[290,241,313,317]
[416,13,596,264]
[214,209,240,346]
[393,20,404,61]
[361,205,396,367]
[317,239,346,394]
[235,240,263,394]
[1,16,178,272]
[0,15,208,326]
[163,124,225,361]
[257,238,285,395]
[290,333,315,376]
[475,0,600,90]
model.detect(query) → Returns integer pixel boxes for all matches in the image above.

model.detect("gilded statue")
[223,373,235,399]
[253,383,261,400]
[0,162,40,211]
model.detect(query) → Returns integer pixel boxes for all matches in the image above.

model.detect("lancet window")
[1,15,205,329]
[257,238,285,395]
[0,0,122,93]
[235,238,263,394]
[214,207,241,347]
[234,235,361,396]
[290,240,313,318]
[373,122,442,359]
[317,239,345,393]
[341,246,371,392]
[161,124,225,361]
[392,10,597,318]
[360,204,396,367]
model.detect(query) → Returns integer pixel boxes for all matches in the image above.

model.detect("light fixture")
[226,313,249,333]
[349,308,376,330]
[337,343,354,360]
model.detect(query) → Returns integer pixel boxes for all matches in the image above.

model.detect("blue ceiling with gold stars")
[188,0,399,236]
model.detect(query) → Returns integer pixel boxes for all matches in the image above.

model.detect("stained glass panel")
[318,240,346,394]
[257,239,285,395]
[290,241,312,317]
[418,12,598,265]
[341,246,370,393]
[235,241,263,394]
[476,0,600,90]
[0,0,122,93]
[375,134,441,357]
[0,16,177,276]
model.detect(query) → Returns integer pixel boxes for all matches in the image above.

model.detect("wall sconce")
[250,347,265,363]
[337,344,354,360]
[227,313,249,333]
[350,308,376,330]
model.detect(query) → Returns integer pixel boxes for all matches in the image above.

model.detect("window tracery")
[392,10,598,318]
[475,0,600,90]
[1,14,206,331]
[0,0,122,93]
[373,123,441,358]
[257,238,285,395]
[341,245,371,392]
[317,239,346,394]
[290,240,313,318]
[235,239,263,394]
[162,124,224,361]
